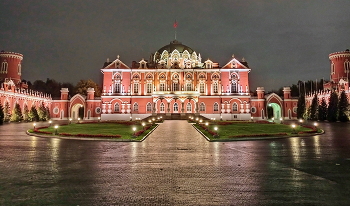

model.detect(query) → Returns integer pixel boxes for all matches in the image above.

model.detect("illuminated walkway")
[0,121,350,205]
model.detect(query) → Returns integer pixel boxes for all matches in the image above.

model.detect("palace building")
[2,40,301,121]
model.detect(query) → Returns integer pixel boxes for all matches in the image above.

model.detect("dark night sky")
[1,0,349,91]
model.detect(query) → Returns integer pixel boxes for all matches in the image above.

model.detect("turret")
[0,51,23,83]
[329,49,350,83]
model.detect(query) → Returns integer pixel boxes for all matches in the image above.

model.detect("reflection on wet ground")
[0,121,350,205]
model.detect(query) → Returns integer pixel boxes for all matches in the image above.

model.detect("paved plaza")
[1,120,350,205]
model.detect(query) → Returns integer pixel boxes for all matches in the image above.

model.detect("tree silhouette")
[338,91,349,122]
[327,91,338,122]
[318,98,327,121]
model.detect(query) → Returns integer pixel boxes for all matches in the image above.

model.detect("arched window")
[173,102,178,112]
[146,102,152,112]
[17,64,21,75]
[160,102,165,112]
[213,103,219,112]
[187,102,192,112]
[114,103,120,112]
[186,83,192,91]
[213,82,218,93]
[331,62,335,74]
[200,83,205,93]
[232,103,238,111]
[133,103,138,112]
[200,102,205,112]
[1,61,8,74]
[231,81,237,93]
[345,60,350,73]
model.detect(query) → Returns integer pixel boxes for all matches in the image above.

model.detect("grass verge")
[28,122,158,141]
[192,121,319,141]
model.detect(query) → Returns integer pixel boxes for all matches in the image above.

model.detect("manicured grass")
[193,121,317,140]
[29,122,157,140]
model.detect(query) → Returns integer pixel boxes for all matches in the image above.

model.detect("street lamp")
[78,118,80,123]
[213,126,219,138]
[98,117,101,122]
[314,122,318,130]
[132,127,136,137]
[272,117,275,123]
[142,122,145,130]
[33,123,36,130]
[54,125,59,135]
[205,122,209,126]
[69,118,72,124]
[49,120,52,127]
[299,119,303,124]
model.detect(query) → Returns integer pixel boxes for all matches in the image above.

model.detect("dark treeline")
[267,79,326,97]
[23,78,101,98]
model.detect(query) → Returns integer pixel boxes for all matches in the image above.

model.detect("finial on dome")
[232,54,235,58]
[242,57,246,62]
[117,55,120,59]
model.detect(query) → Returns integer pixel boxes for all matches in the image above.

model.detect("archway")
[71,104,84,120]
[267,103,282,120]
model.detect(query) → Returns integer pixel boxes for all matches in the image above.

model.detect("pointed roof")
[221,57,249,69]
[103,56,130,69]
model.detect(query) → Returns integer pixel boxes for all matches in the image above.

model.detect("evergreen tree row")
[0,101,50,124]
[297,90,349,122]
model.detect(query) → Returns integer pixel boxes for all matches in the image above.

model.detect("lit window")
[187,102,191,112]
[115,83,120,93]
[173,103,178,112]
[231,81,237,93]
[200,83,205,93]
[213,82,218,93]
[114,103,120,112]
[147,83,152,93]
[133,103,138,112]
[134,83,139,93]
[200,102,205,112]
[160,103,165,112]
[146,103,152,112]
[213,103,219,111]
[232,103,238,111]
[160,83,165,91]
[186,83,192,91]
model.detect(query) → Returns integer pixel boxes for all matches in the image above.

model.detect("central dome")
[157,40,195,54]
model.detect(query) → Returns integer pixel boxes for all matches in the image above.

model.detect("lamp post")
[313,122,318,131]
[98,117,101,122]
[279,117,283,124]
[69,118,72,124]
[49,120,52,127]
[54,125,58,135]
[33,123,36,130]
[78,118,80,123]
[142,122,145,130]
[272,117,275,123]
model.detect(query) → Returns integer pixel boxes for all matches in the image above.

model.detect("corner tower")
[0,51,23,83]
[329,49,350,83]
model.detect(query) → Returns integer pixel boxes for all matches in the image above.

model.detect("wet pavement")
[1,120,350,205]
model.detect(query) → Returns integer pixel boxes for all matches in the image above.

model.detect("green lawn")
[30,122,157,140]
[193,121,317,140]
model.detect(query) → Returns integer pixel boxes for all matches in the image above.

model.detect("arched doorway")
[267,103,282,120]
[71,104,84,120]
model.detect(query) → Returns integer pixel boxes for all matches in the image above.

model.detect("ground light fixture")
[314,122,318,130]
[142,122,145,129]
[291,124,296,134]
[299,119,303,123]
[33,123,36,130]
[78,118,80,123]
[132,127,136,137]
[49,120,52,126]
[205,122,209,126]
[98,117,101,122]
[54,125,59,135]
[69,118,72,124]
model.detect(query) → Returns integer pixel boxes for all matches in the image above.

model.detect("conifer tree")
[318,98,328,121]
[37,102,47,121]
[10,103,23,122]
[338,90,349,122]
[0,101,4,125]
[327,91,338,122]
[297,95,306,119]
[3,102,11,122]
[23,104,29,122]
[28,106,39,122]
[45,106,51,120]
[309,94,318,120]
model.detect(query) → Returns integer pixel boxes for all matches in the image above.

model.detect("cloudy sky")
[1,0,349,91]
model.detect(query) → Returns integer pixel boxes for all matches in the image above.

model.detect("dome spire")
[173,20,178,40]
